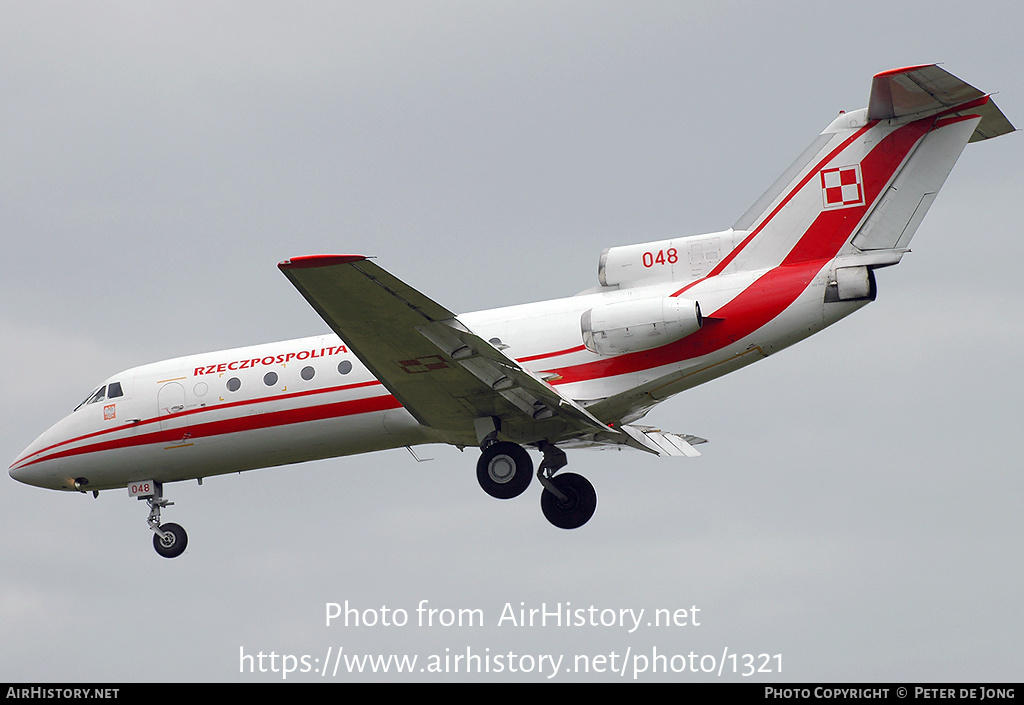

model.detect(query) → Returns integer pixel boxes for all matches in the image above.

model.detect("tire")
[153,522,188,558]
[540,473,597,529]
[476,442,533,499]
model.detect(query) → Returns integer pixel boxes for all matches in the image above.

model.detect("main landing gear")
[477,441,534,499]
[475,439,597,529]
[138,480,188,558]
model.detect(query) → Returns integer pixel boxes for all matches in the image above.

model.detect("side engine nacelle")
[598,229,747,289]
[581,297,703,356]
[831,265,875,301]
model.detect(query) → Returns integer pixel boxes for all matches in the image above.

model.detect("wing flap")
[620,425,704,457]
[558,424,706,457]
[416,317,613,434]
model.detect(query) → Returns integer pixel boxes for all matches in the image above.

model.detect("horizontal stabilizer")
[868,64,1015,142]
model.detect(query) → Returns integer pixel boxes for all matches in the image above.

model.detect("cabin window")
[338,360,353,375]
[301,366,315,381]
[226,377,241,392]
[263,371,278,386]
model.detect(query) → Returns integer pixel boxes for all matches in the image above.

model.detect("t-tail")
[596,66,1013,299]
[720,65,1014,278]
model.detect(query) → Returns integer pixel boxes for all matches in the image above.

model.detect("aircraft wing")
[278,255,616,444]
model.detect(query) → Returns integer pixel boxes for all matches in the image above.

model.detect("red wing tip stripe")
[872,64,936,79]
[279,255,368,270]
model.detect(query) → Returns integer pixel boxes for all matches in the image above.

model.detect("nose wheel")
[152,521,188,558]
[139,481,188,558]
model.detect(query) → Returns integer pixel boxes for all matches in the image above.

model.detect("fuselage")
[9,257,865,493]
[16,69,1004,498]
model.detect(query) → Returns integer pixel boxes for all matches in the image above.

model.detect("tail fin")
[716,66,1014,274]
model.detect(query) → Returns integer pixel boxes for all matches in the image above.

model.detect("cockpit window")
[75,386,103,411]
[74,381,123,411]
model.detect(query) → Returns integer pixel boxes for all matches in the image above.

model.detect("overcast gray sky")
[2,1,1022,683]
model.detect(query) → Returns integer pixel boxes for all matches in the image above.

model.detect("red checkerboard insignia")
[820,165,864,209]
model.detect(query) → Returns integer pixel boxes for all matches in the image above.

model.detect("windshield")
[74,381,124,411]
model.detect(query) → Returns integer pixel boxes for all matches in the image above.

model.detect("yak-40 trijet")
[10,65,1015,557]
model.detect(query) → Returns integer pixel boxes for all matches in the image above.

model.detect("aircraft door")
[157,381,191,439]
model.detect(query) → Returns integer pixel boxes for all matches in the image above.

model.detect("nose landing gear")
[135,480,188,558]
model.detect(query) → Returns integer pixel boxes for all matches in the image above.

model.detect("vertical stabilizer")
[713,67,1014,277]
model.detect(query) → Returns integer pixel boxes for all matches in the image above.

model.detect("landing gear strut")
[536,441,597,530]
[141,481,188,558]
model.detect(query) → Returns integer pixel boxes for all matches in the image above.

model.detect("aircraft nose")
[9,434,62,490]
[11,414,99,491]
[10,452,39,486]
[10,465,29,485]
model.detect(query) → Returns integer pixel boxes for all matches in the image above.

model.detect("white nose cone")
[9,453,40,487]
[9,428,69,490]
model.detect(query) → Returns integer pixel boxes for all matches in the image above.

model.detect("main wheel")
[541,473,597,529]
[153,522,188,558]
[476,442,533,499]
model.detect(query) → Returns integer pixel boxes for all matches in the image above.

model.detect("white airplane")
[10,65,1014,558]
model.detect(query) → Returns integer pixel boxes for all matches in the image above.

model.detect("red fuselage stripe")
[18,392,402,469]
[671,121,877,297]
[12,380,385,470]
[545,118,930,386]
[18,117,945,471]
[516,345,587,363]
